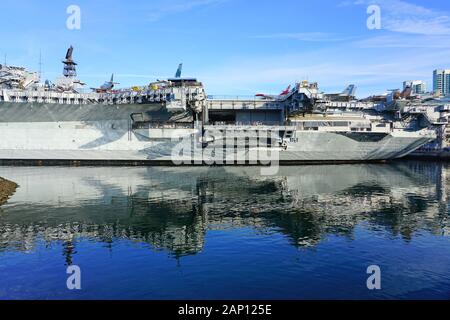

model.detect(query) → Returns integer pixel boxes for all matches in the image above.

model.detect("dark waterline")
[0,162,449,300]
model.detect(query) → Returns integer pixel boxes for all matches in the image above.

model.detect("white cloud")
[346,0,450,35]
[253,32,353,42]
[354,34,450,48]
[146,0,227,22]
[385,17,450,36]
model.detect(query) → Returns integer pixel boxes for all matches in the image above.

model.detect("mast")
[38,50,42,79]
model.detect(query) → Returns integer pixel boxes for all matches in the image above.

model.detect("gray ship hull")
[0,102,435,164]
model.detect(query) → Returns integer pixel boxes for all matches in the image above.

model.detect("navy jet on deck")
[91,74,120,93]
[325,85,357,102]
[255,85,292,100]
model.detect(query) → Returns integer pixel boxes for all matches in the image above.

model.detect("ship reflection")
[0,162,449,261]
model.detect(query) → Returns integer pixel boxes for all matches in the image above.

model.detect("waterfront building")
[433,70,450,97]
[403,80,427,94]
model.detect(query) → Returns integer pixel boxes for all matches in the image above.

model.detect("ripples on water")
[0,161,449,299]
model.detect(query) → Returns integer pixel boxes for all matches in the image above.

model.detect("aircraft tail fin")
[280,85,291,95]
[342,84,356,97]
[175,63,183,78]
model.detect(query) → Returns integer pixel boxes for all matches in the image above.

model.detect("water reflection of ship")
[0,162,449,261]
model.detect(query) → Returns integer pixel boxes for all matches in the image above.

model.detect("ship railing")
[326,101,376,109]
[132,121,195,130]
[130,113,195,129]
[207,95,264,101]
[1,86,206,104]
[289,120,373,131]
[100,86,204,102]
[0,89,99,103]
[208,121,283,127]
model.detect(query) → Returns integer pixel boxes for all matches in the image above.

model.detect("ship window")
[304,121,321,128]
[332,121,349,127]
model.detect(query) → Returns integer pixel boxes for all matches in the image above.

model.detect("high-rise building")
[403,80,427,94]
[433,69,450,97]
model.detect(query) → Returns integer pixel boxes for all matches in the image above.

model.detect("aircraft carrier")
[0,47,437,165]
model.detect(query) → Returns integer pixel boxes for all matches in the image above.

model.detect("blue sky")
[0,0,449,97]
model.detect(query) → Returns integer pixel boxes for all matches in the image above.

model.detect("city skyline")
[1,0,450,97]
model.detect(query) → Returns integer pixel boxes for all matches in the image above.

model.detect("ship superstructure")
[0,64,39,90]
[0,47,437,164]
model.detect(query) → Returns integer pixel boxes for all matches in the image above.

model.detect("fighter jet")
[255,85,292,100]
[91,74,119,93]
[325,85,357,102]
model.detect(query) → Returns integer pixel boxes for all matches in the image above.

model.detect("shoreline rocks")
[0,177,18,206]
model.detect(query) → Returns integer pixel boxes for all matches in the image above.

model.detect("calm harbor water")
[0,162,449,300]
